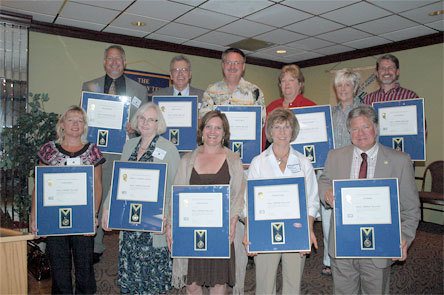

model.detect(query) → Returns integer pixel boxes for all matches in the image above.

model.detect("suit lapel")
[374,145,391,178]
[338,146,354,179]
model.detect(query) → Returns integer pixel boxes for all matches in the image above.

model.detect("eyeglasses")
[138,116,158,124]
[170,68,190,74]
[223,60,244,66]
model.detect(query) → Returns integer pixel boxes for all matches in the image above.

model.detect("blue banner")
[35,165,95,236]
[334,178,401,258]
[125,69,170,96]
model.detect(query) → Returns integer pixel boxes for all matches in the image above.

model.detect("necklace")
[274,148,290,165]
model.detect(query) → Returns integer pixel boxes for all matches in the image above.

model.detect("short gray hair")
[334,68,361,96]
[104,45,126,61]
[169,55,191,70]
[346,105,378,131]
[131,102,167,135]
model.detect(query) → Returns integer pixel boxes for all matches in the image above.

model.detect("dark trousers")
[46,235,96,294]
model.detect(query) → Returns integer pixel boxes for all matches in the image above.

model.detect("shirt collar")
[264,144,299,158]
[173,85,190,96]
[354,142,379,159]
[378,82,401,94]
[221,77,245,91]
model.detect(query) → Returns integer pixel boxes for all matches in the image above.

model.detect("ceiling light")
[429,10,444,16]
[228,38,274,51]
[276,49,287,54]
[131,21,146,27]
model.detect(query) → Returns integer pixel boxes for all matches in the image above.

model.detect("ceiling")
[2,0,443,64]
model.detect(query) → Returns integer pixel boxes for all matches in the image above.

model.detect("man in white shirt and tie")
[318,105,420,294]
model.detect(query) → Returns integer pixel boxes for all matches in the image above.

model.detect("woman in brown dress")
[167,110,245,294]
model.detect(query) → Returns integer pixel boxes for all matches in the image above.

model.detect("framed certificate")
[215,105,262,164]
[289,105,334,169]
[152,95,198,152]
[373,98,426,161]
[247,177,310,253]
[107,161,167,232]
[171,185,230,258]
[81,91,131,154]
[35,165,95,236]
[333,178,402,258]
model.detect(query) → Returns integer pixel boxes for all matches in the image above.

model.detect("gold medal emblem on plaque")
[232,142,243,159]
[361,227,375,250]
[194,230,207,251]
[169,129,179,145]
[392,137,404,152]
[59,208,72,229]
[97,130,109,147]
[271,222,285,244]
[129,203,142,224]
[303,145,316,163]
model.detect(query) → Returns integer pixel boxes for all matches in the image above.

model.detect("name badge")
[153,147,166,160]
[287,163,301,174]
[132,96,142,108]
[66,157,81,166]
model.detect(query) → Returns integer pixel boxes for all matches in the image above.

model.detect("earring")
[221,138,225,146]
[202,136,204,143]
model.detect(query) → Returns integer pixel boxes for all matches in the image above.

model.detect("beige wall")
[28,31,281,115]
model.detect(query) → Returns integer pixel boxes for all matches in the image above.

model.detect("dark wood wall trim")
[297,32,443,68]
[2,9,442,69]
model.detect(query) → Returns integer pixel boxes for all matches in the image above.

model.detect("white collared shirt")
[247,144,320,218]
[351,143,379,179]
[173,85,190,96]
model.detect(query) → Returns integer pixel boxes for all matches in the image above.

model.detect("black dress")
[186,160,236,287]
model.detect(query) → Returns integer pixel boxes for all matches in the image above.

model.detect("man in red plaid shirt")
[364,54,419,105]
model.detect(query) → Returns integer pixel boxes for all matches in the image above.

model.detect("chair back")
[422,160,444,194]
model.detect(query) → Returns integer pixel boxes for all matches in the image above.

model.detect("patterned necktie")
[108,80,116,95]
[178,92,182,96]
[359,153,368,179]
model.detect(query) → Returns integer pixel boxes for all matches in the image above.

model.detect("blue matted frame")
[334,178,402,258]
[215,105,262,164]
[35,165,95,236]
[152,95,198,152]
[247,177,310,253]
[81,91,130,154]
[373,98,425,161]
[171,185,230,258]
[107,161,167,232]
[289,105,334,169]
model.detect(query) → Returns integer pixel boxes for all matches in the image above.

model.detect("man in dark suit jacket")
[319,105,420,294]
[151,55,204,108]
[82,45,148,262]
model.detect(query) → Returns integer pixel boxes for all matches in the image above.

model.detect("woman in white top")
[244,108,320,294]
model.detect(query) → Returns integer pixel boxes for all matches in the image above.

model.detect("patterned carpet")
[93,221,443,294]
